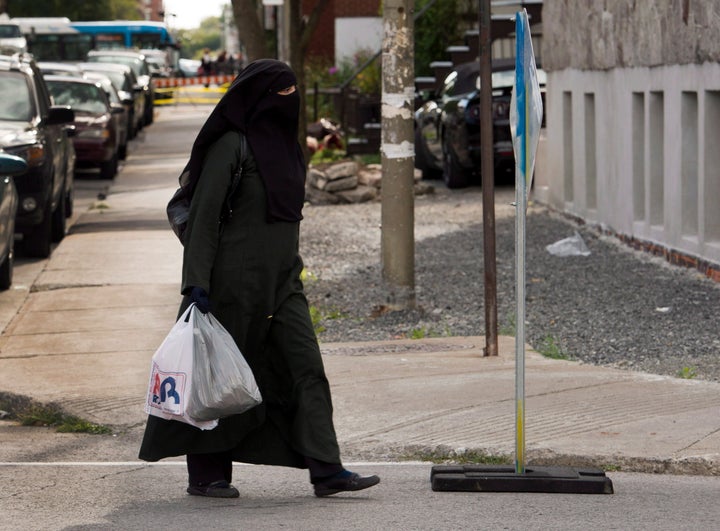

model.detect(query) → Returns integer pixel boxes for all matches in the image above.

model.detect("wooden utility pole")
[381,0,415,309]
[479,0,498,356]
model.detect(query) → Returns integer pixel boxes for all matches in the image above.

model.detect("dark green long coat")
[139,131,341,468]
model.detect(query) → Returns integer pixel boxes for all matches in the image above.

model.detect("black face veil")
[182,59,305,222]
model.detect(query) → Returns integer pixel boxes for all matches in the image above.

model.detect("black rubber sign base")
[431,465,614,494]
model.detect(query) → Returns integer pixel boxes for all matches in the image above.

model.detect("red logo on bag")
[148,363,187,415]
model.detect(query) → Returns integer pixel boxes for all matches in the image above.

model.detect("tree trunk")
[231,0,269,61]
[288,0,330,164]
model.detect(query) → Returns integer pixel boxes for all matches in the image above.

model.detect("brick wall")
[335,0,380,17]
[303,0,381,60]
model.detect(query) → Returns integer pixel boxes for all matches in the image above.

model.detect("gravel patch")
[301,185,720,383]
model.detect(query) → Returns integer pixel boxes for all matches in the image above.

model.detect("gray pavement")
[0,105,719,529]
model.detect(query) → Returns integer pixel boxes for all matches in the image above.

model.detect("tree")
[6,0,140,20]
[229,0,331,160]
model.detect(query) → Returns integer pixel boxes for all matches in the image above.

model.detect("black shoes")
[187,480,240,498]
[313,471,381,497]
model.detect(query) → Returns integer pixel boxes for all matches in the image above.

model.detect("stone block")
[325,161,358,180]
[335,185,377,204]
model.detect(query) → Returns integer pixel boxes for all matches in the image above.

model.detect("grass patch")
[309,305,348,337]
[537,335,570,360]
[676,366,697,379]
[406,325,452,340]
[499,315,516,336]
[401,447,512,465]
[0,392,111,435]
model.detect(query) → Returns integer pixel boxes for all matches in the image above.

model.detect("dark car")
[86,49,154,126]
[45,75,123,180]
[0,152,26,289]
[0,54,75,257]
[415,60,546,188]
[82,71,130,160]
[77,62,144,140]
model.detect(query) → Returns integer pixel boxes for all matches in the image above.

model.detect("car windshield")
[46,80,108,114]
[0,24,22,38]
[0,73,33,121]
[85,74,120,104]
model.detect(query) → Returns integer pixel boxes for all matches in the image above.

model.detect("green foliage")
[173,17,222,59]
[537,335,570,360]
[414,0,463,77]
[402,447,512,465]
[677,366,697,379]
[8,0,141,20]
[309,304,347,338]
[0,392,111,435]
[499,315,516,336]
[310,148,347,165]
[407,325,452,340]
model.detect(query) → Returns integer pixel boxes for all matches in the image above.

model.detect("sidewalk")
[0,112,718,478]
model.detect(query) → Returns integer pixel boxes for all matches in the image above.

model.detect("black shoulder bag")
[167,132,247,245]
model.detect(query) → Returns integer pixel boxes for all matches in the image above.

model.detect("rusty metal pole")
[479,0,498,356]
[381,0,415,309]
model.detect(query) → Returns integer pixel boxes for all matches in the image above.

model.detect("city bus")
[12,17,94,61]
[70,20,179,72]
[69,20,177,51]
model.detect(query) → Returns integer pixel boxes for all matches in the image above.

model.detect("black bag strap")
[219,131,248,225]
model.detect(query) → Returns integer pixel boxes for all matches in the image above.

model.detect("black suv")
[0,54,75,257]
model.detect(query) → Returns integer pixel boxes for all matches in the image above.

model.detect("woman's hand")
[190,287,211,314]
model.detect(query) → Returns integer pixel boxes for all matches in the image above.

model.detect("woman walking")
[139,59,380,498]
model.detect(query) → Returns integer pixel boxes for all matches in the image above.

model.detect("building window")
[681,91,698,237]
[632,92,645,222]
[649,91,664,227]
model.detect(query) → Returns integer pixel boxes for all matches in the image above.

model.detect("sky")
[162,0,229,30]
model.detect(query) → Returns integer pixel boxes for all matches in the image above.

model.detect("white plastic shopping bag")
[186,309,262,421]
[145,305,217,429]
[144,304,261,430]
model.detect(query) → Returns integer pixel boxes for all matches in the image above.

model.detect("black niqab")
[181,59,305,222]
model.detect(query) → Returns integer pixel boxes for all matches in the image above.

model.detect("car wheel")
[442,142,470,189]
[51,188,67,243]
[65,184,74,218]
[0,242,13,290]
[414,127,441,179]
[118,142,128,160]
[100,154,117,180]
[23,200,53,258]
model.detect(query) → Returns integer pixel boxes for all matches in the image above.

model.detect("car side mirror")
[0,153,28,177]
[46,106,75,125]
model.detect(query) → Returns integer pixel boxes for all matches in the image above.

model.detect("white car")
[0,22,27,54]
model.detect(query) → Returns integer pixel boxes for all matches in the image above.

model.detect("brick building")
[303,0,381,62]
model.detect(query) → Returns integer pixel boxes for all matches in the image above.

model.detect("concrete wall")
[542,0,720,71]
[537,0,720,272]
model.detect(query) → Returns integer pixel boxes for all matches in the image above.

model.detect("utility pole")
[381,0,415,309]
[479,0,498,356]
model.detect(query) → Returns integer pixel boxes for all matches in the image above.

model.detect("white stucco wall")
[335,17,382,65]
[541,62,720,266]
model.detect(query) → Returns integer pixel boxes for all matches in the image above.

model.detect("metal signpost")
[431,8,613,494]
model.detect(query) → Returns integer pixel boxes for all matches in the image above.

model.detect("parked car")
[82,71,129,160]
[177,58,200,78]
[414,59,546,188]
[0,53,75,257]
[38,61,84,77]
[77,62,144,139]
[44,75,122,180]
[0,152,26,289]
[86,49,154,126]
[0,21,26,54]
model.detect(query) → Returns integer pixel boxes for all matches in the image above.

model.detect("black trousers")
[186,452,343,486]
